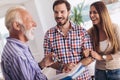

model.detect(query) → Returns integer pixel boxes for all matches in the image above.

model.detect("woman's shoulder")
[87,26,94,34]
[112,23,120,33]
[112,23,119,28]
[113,23,120,43]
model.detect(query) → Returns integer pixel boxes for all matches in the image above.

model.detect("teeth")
[57,19,62,22]
[92,19,96,21]
[92,18,96,20]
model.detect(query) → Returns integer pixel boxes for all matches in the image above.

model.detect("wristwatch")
[102,55,107,60]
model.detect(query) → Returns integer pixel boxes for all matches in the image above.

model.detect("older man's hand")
[39,53,55,69]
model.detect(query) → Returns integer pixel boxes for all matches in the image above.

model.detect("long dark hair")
[89,1,118,53]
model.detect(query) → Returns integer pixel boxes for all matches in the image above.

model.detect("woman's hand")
[91,51,102,60]
[81,57,94,66]
[83,49,91,57]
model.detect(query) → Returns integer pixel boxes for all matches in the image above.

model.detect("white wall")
[24,0,45,62]
[34,0,56,33]
[28,0,56,61]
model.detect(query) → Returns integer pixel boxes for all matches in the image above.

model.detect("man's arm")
[43,32,61,70]
[38,53,54,69]
[13,56,47,80]
[80,57,94,66]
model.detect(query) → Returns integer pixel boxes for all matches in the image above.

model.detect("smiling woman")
[68,0,120,79]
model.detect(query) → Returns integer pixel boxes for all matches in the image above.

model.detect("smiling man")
[1,6,54,80]
[43,0,93,80]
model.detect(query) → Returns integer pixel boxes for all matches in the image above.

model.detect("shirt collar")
[55,21,76,31]
[6,37,29,49]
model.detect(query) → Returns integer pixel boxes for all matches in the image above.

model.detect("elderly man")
[1,6,54,80]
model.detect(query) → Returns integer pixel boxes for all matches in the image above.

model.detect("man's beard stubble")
[56,17,69,27]
[19,23,36,41]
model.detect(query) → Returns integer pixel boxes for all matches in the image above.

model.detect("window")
[0,17,8,80]
[0,17,9,60]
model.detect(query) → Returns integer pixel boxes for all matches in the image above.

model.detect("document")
[49,63,85,80]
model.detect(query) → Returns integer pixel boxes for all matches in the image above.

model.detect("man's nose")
[57,12,62,18]
[32,21,37,27]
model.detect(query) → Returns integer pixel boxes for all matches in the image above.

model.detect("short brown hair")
[53,0,71,11]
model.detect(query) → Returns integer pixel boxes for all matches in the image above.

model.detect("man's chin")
[25,35,34,41]
[57,23,62,26]
[57,22,67,26]
[57,24,63,26]
[28,37,34,41]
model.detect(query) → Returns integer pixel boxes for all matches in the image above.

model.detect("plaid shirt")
[44,22,92,80]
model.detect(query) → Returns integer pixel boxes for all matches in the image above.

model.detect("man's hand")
[83,49,91,57]
[81,57,94,66]
[62,63,76,73]
[39,53,54,69]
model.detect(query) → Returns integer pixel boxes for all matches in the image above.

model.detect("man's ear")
[12,21,20,31]
[68,10,70,15]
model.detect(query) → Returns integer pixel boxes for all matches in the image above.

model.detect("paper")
[49,63,85,80]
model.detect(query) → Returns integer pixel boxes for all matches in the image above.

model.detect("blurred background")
[0,0,120,79]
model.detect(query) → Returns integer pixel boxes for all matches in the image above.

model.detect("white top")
[96,40,109,70]
[96,24,120,70]
[100,40,108,52]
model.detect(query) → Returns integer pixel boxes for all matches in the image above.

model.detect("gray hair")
[5,6,26,32]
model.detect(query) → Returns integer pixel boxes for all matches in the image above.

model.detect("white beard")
[25,27,36,41]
